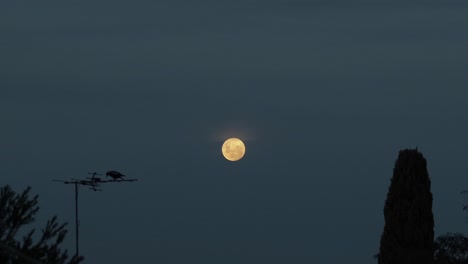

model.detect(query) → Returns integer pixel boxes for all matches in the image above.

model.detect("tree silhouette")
[378,149,435,264]
[434,233,468,264]
[0,185,83,264]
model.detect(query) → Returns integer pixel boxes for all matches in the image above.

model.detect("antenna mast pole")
[75,182,79,260]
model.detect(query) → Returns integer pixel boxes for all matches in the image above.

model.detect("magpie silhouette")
[106,170,125,180]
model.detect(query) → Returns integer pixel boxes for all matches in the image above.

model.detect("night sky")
[1,1,467,263]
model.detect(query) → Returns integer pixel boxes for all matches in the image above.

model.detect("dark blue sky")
[1,0,467,263]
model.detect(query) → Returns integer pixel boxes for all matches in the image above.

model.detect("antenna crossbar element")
[107,179,138,182]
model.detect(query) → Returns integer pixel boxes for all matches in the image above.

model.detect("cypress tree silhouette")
[378,149,434,264]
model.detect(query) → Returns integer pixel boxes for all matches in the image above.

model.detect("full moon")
[221,138,246,161]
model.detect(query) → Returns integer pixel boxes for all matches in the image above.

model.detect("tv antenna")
[53,170,138,261]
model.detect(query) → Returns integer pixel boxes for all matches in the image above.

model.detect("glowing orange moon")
[221,138,246,161]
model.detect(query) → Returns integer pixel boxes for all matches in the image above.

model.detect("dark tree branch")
[0,185,83,264]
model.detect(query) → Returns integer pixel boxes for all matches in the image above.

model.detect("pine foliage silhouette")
[378,149,434,264]
[0,185,83,264]
[434,233,468,264]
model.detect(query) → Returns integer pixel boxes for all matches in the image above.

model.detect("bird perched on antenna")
[106,170,125,181]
